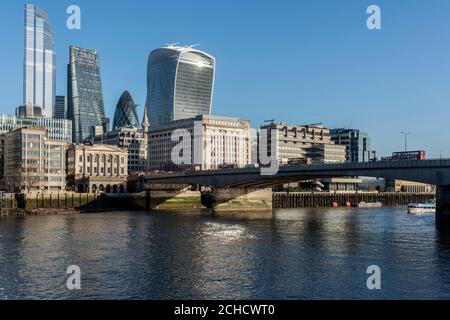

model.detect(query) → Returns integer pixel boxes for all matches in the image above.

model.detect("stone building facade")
[1,127,67,193]
[258,122,347,164]
[93,128,148,174]
[93,107,149,174]
[148,115,251,171]
[66,144,128,193]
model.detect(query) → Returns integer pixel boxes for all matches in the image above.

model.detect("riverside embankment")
[273,192,435,208]
[0,191,436,216]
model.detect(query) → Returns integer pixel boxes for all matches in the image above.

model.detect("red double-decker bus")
[391,151,426,161]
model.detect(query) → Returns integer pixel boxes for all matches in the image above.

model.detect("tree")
[22,169,41,193]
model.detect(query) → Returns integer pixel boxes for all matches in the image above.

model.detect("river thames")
[1,207,450,300]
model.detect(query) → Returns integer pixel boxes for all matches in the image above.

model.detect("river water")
[1,207,450,300]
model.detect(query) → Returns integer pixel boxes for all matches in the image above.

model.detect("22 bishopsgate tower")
[23,4,56,118]
[67,46,107,143]
[145,45,215,129]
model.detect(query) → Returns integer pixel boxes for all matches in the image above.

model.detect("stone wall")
[211,188,273,214]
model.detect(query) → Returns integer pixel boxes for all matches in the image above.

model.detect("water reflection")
[1,208,450,299]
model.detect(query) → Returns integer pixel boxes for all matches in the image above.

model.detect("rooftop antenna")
[166,42,179,47]
[188,44,200,48]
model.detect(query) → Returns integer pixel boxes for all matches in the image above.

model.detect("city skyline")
[1,1,450,304]
[0,1,449,157]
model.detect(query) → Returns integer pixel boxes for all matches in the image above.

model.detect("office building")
[0,114,72,142]
[259,122,346,164]
[308,144,349,163]
[54,95,67,119]
[148,115,251,171]
[2,127,67,193]
[321,178,363,192]
[23,4,55,118]
[66,144,128,193]
[330,128,375,163]
[112,91,140,130]
[93,128,148,173]
[67,46,107,143]
[93,109,148,173]
[386,179,435,193]
[145,45,215,129]
[15,103,42,118]
[93,128,148,174]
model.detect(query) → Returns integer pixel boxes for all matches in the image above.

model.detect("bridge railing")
[145,159,450,179]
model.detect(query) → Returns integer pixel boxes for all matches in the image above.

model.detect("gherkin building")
[112,91,140,130]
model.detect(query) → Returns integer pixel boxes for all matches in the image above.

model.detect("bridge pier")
[211,188,273,215]
[437,185,450,227]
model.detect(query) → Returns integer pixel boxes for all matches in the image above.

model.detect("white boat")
[407,202,436,214]
[352,202,383,208]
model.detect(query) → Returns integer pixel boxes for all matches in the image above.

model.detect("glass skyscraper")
[23,4,56,118]
[54,95,66,119]
[330,128,374,162]
[67,46,106,143]
[145,45,215,129]
[112,91,140,130]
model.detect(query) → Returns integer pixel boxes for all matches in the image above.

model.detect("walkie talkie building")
[145,45,215,129]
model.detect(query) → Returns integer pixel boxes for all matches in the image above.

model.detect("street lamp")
[401,132,411,152]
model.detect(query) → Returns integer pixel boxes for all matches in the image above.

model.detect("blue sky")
[0,0,449,157]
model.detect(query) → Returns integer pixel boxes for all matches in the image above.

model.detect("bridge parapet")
[145,159,450,188]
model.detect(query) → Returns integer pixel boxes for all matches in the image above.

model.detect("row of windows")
[79,154,126,164]
[79,166,125,175]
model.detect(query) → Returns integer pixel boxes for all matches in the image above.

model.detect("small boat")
[407,202,436,214]
[352,201,383,208]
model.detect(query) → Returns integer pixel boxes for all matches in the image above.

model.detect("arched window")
[302,128,307,139]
